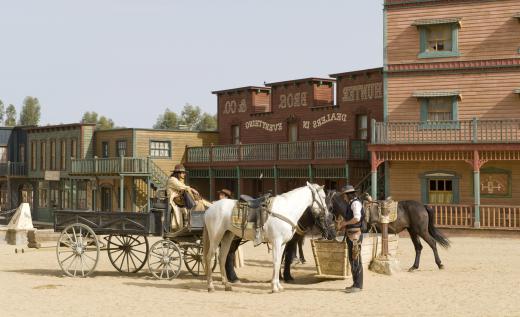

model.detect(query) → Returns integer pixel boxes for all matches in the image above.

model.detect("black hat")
[341,184,356,194]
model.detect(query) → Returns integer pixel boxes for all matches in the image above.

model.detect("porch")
[431,204,520,230]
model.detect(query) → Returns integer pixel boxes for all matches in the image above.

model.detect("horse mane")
[278,184,312,199]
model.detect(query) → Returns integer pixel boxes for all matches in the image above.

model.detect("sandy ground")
[1,233,520,317]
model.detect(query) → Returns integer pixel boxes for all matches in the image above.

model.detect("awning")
[514,89,520,94]
[514,13,520,19]
[412,91,461,98]
[412,17,462,27]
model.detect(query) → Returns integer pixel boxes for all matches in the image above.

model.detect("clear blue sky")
[0,0,384,128]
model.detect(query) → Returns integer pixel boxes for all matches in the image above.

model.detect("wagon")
[53,200,216,279]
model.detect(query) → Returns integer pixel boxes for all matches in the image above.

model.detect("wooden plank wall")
[387,0,520,65]
[94,130,134,157]
[387,71,520,121]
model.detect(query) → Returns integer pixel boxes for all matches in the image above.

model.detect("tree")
[5,104,16,126]
[180,104,201,130]
[153,108,180,129]
[19,96,41,125]
[0,100,4,125]
[81,111,115,130]
[195,113,217,131]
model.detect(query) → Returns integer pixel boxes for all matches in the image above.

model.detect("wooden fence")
[429,204,520,230]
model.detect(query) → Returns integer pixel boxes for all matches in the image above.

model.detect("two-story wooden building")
[185,69,383,200]
[369,0,520,229]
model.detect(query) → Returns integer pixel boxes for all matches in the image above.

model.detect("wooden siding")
[252,91,271,113]
[387,70,520,121]
[82,125,95,159]
[135,130,218,175]
[389,161,520,205]
[387,0,520,65]
[94,130,134,158]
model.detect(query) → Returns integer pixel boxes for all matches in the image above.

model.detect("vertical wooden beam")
[473,150,481,228]
[209,167,215,201]
[120,175,124,212]
[146,176,151,213]
[273,165,278,195]
[236,166,241,198]
[308,164,314,182]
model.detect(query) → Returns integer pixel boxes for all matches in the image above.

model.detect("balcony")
[0,162,27,177]
[373,118,520,144]
[186,139,368,164]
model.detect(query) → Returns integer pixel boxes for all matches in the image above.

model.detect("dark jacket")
[345,197,365,230]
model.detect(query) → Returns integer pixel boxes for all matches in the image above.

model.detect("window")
[116,140,127,157]
[60,140,66,170]
[428,179,453,204]
[77,181,87,209]
[0,146,7,163]
[420,96,458,127]
[357,115,368,140]
[102,142,109,158]
[60,182,70,209]
[31,142,36,171]
[50,140,56,170]
[19,144,25,163]
[71,139,77,159]
[150,141,171,158]
[232,125,240,145]
[288,122,298,142]
[40,141,46,170]
[415,20,460,58]
[49,181,59,208]
[38,181,48,209]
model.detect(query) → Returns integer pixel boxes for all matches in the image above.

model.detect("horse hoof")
[438,264,445,270]
[208,287,215,293]
[271,289,279,294]
[225,285,233,292]
[408,266,418,272]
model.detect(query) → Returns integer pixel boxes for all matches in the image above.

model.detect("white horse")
[203,182,329,293]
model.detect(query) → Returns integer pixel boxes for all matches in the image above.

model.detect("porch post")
[370,151,378,199]
[146,176,151,213]
[120,175,124,212]
[236,166,241,198]
[473,150,481,228]
[209,168,214,201]
[273,165,278,195]
[344,163,349,185]
[308,164,314,182]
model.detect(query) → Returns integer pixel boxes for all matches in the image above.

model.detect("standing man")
[338,184,364,293]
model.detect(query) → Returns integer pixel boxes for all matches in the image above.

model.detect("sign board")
[44,171,61,181]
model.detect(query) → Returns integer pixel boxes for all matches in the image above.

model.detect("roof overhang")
[412,91,461,99]
[412,17,462,27]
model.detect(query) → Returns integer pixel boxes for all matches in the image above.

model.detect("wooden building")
[0,127,29,212]
[185,69,383,200]
[369,0,520,229]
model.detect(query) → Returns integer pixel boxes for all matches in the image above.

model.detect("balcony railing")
[373,118,520,144]
[429,204,520,230]
[0,162,27,177]
[186,139,367,163]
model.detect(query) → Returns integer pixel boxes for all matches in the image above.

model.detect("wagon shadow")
[2,269,151,279]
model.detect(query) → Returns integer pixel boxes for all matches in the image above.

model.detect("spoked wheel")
[107,235,149,273]
[148,240,183,280]
[56,223,100,277]
[183,243,217,276]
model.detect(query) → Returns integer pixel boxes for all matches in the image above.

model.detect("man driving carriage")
[167,164,211,230]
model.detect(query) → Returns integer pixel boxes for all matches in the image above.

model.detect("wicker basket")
[311,239,350,279]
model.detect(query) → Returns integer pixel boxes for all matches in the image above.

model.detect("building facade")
[369,0,520,229]
[185,69,384,200]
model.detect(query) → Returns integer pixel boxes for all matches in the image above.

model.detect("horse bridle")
[309,186,328,231]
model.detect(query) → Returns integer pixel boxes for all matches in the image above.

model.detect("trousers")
[347,233,363,289]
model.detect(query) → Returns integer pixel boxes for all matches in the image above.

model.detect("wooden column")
[146,176,151,213]
[273,165,278,195]
[209,167,215,201]
[119,175,124,212]
[308,164,314,182]
[236,166,241,198]
[473,150,481,228]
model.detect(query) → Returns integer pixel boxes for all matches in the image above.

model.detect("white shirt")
[351,200,362,221]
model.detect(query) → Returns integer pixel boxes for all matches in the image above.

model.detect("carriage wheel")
[148,240,182,280]
[56,223,99,278]
[183,244,217,276]
[107,235,149,273]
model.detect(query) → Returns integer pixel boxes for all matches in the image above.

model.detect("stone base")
[27,230,41,248]
[369,255,400,275]
[6,229,28,246]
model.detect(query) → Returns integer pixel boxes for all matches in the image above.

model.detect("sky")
[0,0,384,128]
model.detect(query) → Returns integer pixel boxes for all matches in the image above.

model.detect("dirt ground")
[0,233,519,317]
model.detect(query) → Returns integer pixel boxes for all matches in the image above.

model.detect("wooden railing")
[186,139,367,163]
[373,118,520,144]
[480,205,520,229]
[429,204,474,228]
[72,157,156,176]
[0,162,27,177]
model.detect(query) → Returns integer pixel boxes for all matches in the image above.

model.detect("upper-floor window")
[40,141,47,170]
[357,115,368,140]
[414,18,460,58]
[0,146,7,163]
[288,122,298,142]
[71,139,77,159]
[232,125,240,145]
[19,144,25,163]
[116,140,127,157]
[50,140,56,170]
[426,97,453,121]
[102,142,109,158]
[31,141,36,171]
[60,140,66,170]
[150,141,171,158]
[414,92,459,128]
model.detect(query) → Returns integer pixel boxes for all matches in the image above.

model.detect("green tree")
[81,111,115,130]
[19,96,41,125]
[0,100,4,125]
[180,104,201,130]
[5,104,17,126]
[153,108,180,129]
[81,111,98,124]
[195,113,217,131]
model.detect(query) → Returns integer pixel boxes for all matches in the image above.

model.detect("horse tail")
[425,205,451,249]
[202,224,210,275]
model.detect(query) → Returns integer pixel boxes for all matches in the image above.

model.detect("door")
[101,187,112,211]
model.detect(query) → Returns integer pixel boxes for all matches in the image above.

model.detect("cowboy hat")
[171,164,187,173]
[340,184,356,194]
[217,189,232,198]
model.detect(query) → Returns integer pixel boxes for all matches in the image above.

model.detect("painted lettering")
[342,83,383,102]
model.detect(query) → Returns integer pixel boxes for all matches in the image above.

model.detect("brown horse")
[327,191,450,271]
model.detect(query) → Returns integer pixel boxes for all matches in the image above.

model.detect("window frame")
[116,140,127,157]
[101,141,109,158]
[420,171,460,204]
[356,114,369,140]
[149,140,172,159]
[419,96,459,129]
[418,23,460,59]
[231,125,240,145]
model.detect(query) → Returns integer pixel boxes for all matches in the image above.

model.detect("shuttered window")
[150,141,171,158]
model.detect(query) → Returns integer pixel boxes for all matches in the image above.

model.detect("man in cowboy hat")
[217,188,232,200]
[338,184,365,293]
[167,164,210,229]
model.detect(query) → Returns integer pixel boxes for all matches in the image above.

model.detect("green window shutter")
[420,99,428,122]
[452,177,460,203]
[451,96,458,120]
[451,24,459,52]
[421,177,428,204]
[419,28,426,53]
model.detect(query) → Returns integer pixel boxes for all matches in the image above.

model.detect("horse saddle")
[364,197,399,224]
[239,194,269,209]
[232,194,272,236]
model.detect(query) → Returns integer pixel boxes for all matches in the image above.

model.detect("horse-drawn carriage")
[53,197,216,279]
